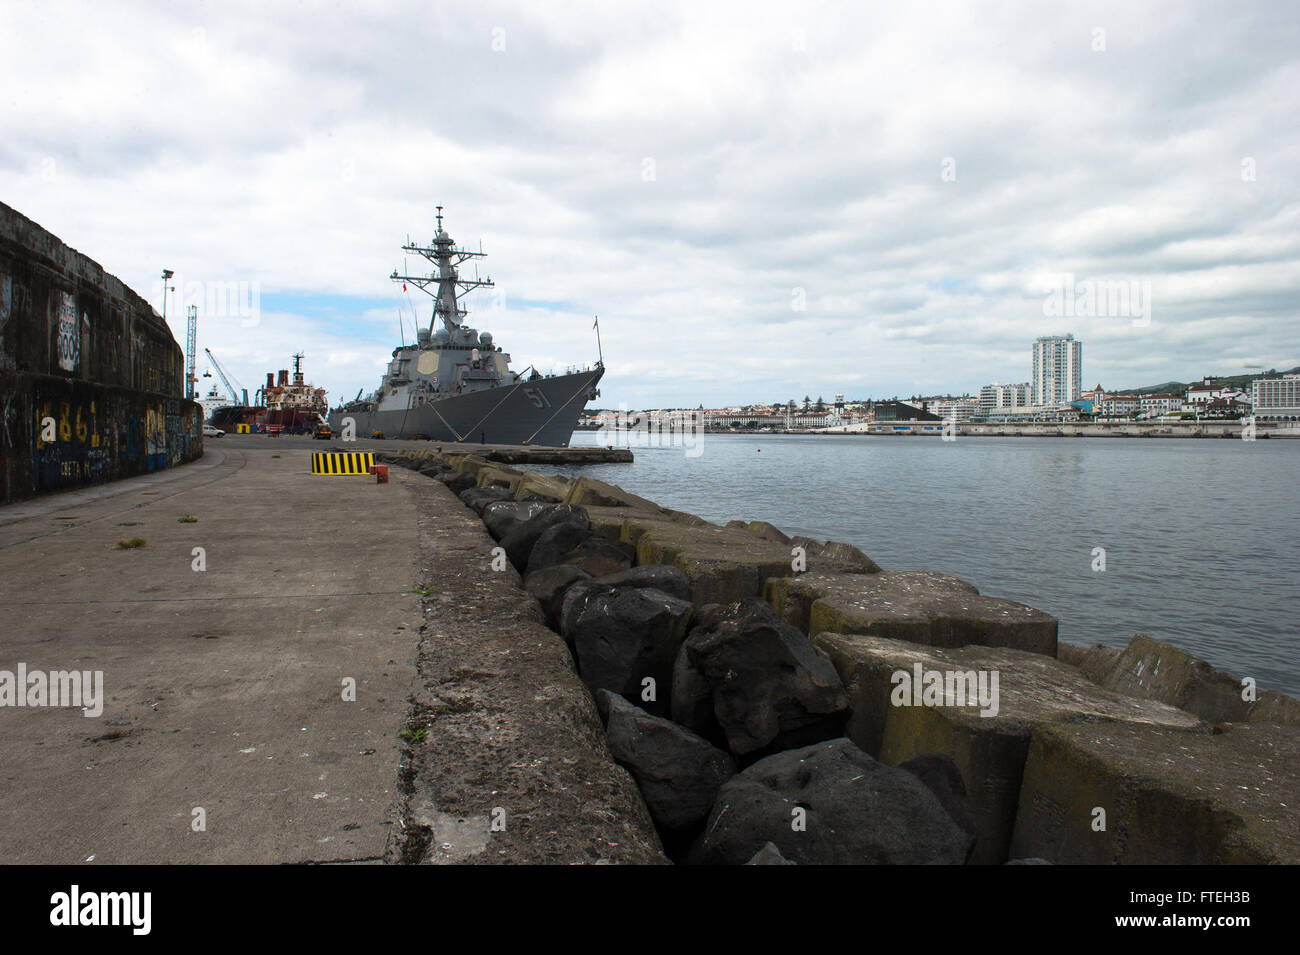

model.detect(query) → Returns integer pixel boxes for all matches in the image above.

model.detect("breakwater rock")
[379,447,1300,865]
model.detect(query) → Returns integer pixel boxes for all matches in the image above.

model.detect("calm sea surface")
[544,432,1299,697]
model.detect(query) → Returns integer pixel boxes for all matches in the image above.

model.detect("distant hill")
[1123,367,1299,395]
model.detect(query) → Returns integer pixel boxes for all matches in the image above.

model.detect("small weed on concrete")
[178,515,199,523]
[116,538,147,549]
[401,727,427,744]
[411,583,437,597]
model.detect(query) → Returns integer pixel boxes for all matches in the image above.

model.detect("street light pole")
[161,268,175,320]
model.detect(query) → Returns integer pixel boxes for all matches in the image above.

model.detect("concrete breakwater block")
[725,519,791,544]
[1061,636,1300,725]
[768,571,1057,657]
[452,453,493,476]
[788,536,883,574]
[1250,690,1300,724]
[512,471,573,503]
[813,633,1205,863]
[475,465,524,491]
[583,507,714,549]
[565,476,663,511]
[634,524,795,608]
[1010,719,1300,864]
[1057,642,1122,684]
[1098,634,1254,724]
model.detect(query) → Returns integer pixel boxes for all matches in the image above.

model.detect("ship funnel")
[278,369,289,386]
[266,372,274,390]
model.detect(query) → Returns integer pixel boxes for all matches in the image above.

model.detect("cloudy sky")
[4,0,1298,408]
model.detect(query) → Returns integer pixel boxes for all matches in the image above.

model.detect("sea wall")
[0,201,202,503]
[379,447,1300,865]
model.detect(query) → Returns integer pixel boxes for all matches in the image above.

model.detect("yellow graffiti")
[59,402,71,442]
[89,400,99,447]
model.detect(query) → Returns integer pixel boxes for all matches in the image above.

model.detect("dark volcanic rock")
[698,738,974,865]
[482,501,552,541]
[524,565,593,630]
[594,564,691,602]
[898,753,977,842]
[525,521,594,575]
[458,485,514,515]
[598,690,736,831]
[565,587,693,715]
[556,565,691,639]
[747,841,797,865]
[499,504,590,570]
[562,537,635,577]
[671,598,849,758]
[439,471,476,495]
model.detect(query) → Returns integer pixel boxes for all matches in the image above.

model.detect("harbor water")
[547,431,1300,697]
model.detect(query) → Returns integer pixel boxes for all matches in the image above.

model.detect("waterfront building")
[978,381,1031,416]
[1186,376,1248,408]
[1031,334,1083,406]
[929,396,979,422]
[873,400,942,423]
[1098,394,1140,417]
[1138,394,1183,418]
[1251,374,1300,421]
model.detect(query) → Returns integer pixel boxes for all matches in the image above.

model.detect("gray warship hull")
[329,366,603,446]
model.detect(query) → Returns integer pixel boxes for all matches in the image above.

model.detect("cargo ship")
[208,353,328,433]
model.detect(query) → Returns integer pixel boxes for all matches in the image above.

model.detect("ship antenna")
[436,205,443,233]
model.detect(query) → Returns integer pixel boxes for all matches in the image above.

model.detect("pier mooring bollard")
[369,465,389,484]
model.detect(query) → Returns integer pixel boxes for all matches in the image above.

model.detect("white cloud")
[2,0,1297,408]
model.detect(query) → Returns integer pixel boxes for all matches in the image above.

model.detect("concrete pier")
[0,440,661,863]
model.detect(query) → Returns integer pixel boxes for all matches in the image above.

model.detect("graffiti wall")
[0,201,203,504]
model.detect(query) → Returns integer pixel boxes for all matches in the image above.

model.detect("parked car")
[202,424,225,438]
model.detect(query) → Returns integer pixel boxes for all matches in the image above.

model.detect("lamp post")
[161,269,175,320]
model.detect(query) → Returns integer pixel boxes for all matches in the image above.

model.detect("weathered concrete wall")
[0,201,201,503]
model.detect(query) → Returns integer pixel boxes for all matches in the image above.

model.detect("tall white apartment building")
[1031,334,1083,406]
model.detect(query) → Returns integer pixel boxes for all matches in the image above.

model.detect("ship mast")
[390,205,494,337]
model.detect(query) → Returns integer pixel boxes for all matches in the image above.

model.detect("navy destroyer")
[329,208,603,445]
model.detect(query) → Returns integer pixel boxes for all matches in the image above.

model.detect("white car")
[202,424,225,438]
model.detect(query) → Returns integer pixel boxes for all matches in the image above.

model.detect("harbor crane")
[185,305,198,400]
[203,348,250,406]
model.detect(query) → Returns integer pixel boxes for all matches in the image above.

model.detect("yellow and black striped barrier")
[311,452,375,476]
[236,423,251,434]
